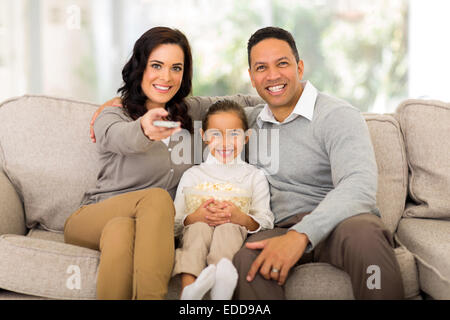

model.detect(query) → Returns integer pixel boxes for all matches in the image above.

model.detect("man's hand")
[90,97,123,143]
[245,231,309,285]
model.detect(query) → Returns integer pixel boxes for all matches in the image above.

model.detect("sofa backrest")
[0,94,408,233]
[394,99,450,221]
[0,95,265,232]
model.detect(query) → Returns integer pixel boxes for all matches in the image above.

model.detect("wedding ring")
[271,268,280,273]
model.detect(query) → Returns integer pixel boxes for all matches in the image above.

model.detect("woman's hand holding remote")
[140,108,181,141]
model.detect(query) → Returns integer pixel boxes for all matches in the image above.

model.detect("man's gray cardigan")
[244,92,380,252]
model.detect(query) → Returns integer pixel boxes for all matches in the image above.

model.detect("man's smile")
[266,83,287,95]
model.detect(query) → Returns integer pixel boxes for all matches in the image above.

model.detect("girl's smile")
[202,112,249,164]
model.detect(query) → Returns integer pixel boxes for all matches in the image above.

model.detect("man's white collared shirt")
[256,80,318,128]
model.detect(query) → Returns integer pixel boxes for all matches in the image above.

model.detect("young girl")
[172,100,274,300]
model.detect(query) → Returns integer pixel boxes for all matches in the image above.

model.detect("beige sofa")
[0,95,448,300]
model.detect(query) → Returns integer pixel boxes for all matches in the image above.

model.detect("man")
[232,26,404,300]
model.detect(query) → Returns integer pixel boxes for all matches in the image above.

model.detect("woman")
[64,27,194,300]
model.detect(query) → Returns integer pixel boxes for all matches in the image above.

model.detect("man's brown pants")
[64,188,175,300]
[232,213,404,300]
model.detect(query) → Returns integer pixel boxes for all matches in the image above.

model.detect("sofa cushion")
[284,246,419,300]
[0,229,419,300]
[0,289,50,300]
[285,263,354,299]
[396,218,450,299]
[0,234,99,299]
[363,114,408,235]
[171,249,420,300]
[27,227,65,242]
[0,95,102,232]
[395,99,450,219]
[0,95,263,233]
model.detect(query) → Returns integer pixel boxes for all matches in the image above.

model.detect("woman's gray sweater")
[80,107,193,206]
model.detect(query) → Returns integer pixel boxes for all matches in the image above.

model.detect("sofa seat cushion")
[285,246,419,300]
[0,289,50,300]
[27,227,65,242]
[0,234,99,299]
[2,229,183,300]
[285,263,354,299]
[166,248,420,300]
[396,218,450,299]
[0,229,419,300]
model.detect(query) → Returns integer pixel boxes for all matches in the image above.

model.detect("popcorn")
[184,182,251,215]
[194,182,247,193]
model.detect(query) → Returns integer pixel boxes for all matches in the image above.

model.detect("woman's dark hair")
[247,26,300,67]
[118,27,193,132]
[202,100,249,132]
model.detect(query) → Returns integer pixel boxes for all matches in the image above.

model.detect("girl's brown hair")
[202,100,249,131]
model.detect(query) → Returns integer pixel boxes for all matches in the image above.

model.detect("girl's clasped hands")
[184,199,246,227]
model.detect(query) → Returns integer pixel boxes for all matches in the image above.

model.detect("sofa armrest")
[0,169,26,236]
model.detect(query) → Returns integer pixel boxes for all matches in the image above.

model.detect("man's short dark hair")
[247,26,300,68]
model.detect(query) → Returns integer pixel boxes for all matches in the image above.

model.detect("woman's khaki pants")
[64,188,175,300]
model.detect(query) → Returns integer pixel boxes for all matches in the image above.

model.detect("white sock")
[210,258,238,300]
[181,264,217,300]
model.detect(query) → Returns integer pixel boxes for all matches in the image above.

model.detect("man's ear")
[248,68,256,88]
[297,59,304,80]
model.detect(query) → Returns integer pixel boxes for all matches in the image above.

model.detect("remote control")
[153,120,180,128]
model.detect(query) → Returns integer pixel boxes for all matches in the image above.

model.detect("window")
[1,0,447,112]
